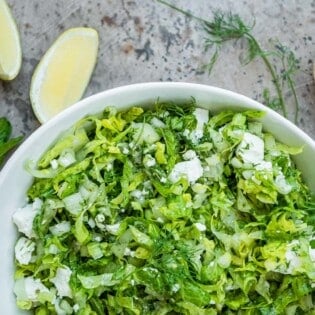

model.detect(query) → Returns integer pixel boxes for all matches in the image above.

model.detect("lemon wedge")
[30,27,99,123]
[0,0,22,81]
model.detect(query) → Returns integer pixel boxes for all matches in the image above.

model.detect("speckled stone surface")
[1,0,314,140]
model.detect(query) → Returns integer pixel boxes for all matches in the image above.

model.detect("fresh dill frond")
[157,0,301,124]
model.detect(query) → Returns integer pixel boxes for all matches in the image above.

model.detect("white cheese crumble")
[182,108,209,144]
[217,252,232,269]
[49,221,71,237]
[88,218,96,229]
[189,108,209,143]
[275,173,292,194]
[58,149,76,167]
[194,222,207,232]
[143,154,156,167]
[124,247,135,257]
[183,149,197,160]
[150,117,166,128]
[237,132,264,164]
[131,189,144,199]
[106,162,113,171]
[50,159,59,170]
[95,213,105,223]
[105,223,121,235]
[48,244,59,255]
[51,267,72,298]
[12,198,43,238]
[156,217,164,223]
[15,237,35,265]
[169,157,203,183]
[73,304,80,312]
[256,161,272,171]
[194,108,209,131]
[171,283,180,293]
[160,177,167,183]
[122,147,129,155]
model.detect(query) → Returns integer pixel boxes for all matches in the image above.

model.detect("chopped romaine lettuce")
[13,102,315,314]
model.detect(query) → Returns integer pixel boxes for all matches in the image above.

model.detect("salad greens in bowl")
[0,82,314,314]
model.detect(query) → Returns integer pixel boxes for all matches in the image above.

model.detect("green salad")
[13,102,315,314]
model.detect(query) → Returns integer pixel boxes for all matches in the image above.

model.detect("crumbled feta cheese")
[12,198,43,238]
[50,159,59,170]
[188,108,209,143]
[131,189,143,199]
[88,218,96,229]
[160,177,167,183]
[73,304,80,312]
[194,222,206,232]
[143,154,156,167]
[96,213,105,223]
[171,283,180,293]
[124,247,135,257]
[51,267,72,298]
[183,150,197,160]
[49,221,71,236]
[48,244,59,255]
[150,117,166,128]
[122,147,129,155]
[58,149,76,167]
[156,217,164,223]
[106,163,113,171]
[275,173,292,194]
[217,252,232,269]
[256,161,272,171]
[237,132,264,164]
[183,129,190,137]
[169,157,203,183]
[194,108,209,132]
[189,130,203,144]
[182,109,209,144]
[94,236,102,242]
[15,237,35,265]
[106,223,121,235]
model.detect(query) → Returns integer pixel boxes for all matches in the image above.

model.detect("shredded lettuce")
[13,102,315,314]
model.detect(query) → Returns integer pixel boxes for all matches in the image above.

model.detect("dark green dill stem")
[287,76,299,124]
[246,34,287,118]
[157,0,303,122]
[276,43,300,123]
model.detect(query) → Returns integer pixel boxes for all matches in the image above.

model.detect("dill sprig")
[157,0,301,123]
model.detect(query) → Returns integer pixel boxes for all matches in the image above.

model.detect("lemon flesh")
[30,27,99,123]
[0,0,22,81]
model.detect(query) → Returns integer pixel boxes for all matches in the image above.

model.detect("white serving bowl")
[1,82,314,313]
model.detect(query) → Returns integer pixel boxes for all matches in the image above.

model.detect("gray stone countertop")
[1,0,314,140]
